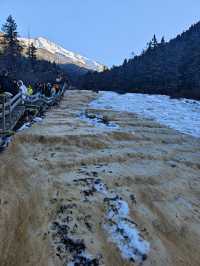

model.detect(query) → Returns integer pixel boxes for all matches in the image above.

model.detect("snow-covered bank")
[90,92,200,138]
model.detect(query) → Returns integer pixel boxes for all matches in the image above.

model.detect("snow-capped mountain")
[19,37,105,72]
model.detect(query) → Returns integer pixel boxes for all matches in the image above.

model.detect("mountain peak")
[19,36,105,72]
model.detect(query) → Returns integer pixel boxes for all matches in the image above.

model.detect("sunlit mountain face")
[19,36,105,73]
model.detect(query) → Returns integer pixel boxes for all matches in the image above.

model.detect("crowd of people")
[0,70,68,101]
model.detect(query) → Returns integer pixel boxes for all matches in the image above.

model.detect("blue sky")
[0,0,200,67]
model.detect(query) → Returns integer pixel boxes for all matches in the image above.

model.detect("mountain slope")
[19,36,105,73]
[80,21,200,100]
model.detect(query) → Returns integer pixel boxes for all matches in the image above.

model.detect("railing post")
[2,94,6,132]
[21,91,23,104]
[8,95,12,128]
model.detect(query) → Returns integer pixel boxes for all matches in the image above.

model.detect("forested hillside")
[80,22,200,100]
[0,15,63,84]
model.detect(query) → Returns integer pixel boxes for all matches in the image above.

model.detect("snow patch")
[17,117,43,132]
[93,181,108,195]
[33,116,43,123]
[92,180,150,263]
[70,178,150,263]
[104,198,150,263]
[17,122,31,132]
[79,112,119,130]
[91,92,200,138]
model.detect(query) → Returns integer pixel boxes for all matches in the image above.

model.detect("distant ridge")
[80,21,200,100]
[19,36,105,73]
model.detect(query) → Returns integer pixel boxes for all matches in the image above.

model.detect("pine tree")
[147,35,158,51]
[123,59,128,65]
[1,15,22,70]
[27,42,37,62]
[152,34,158,48]
[131,51,136,58]
[147,40,153,51]
[52,61,57,69]
[102,65,108,71]
[160,36,165,45]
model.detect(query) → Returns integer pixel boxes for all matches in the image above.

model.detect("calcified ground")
[0,90,200,266]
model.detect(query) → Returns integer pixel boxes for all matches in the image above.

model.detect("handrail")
[10,92,22,105]
[25,83,66,105]
[0,92,22,109]
[11,97,22,112]
[0,83,67,133]
[0,92,23,130]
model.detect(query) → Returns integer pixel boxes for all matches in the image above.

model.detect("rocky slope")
[19,37,105,73]
[0,32,105,75]
[0,90,200,266]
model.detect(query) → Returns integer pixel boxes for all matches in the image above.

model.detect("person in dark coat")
[11,80,19,96]
[46,83,52,97]
[0,83,3,94]
[0,70,13,94]
[37,82,43,94]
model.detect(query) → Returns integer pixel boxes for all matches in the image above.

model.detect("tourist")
[17,80,28,100]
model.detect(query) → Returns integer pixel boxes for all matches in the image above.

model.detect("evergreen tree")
[160,36,165,45]
[102,65,108,71]
[123,59,128,65]
[146,35,158,51]
[1,15,22,70]
[151,34,158,48]
[131,51,136,58]
[147,40,153,51]
[52,61,57,69]
[27,42,37,62]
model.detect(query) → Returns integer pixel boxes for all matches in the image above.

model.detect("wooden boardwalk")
[0,83,66,139]
[0,105,25,133]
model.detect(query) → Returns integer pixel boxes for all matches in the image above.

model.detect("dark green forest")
[0,15,62,84]
[80,22,200,100]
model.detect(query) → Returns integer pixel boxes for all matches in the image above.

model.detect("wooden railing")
[25,83,66,105]
[0,92,23,132]
[0,83,67,134]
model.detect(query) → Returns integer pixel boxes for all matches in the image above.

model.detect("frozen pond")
[90,92,200,138]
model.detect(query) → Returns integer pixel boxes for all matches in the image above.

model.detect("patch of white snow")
[90,92,200,138]
[104,198,150,263]
[92,180,150,263]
